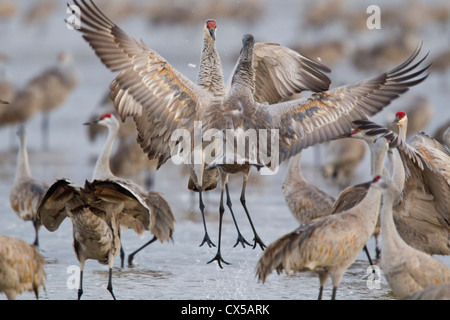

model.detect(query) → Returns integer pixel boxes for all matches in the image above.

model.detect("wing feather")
[72,0,213,168]
[269,45,430,162]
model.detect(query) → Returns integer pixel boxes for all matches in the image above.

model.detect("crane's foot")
[233,233,252,248]
[207,252,230,269]
[199,233,216,248]
[252,235,266,250]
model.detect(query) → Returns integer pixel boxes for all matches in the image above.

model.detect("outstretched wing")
[84,179,151,234]
[37,179,77,232]
[268,45,430,163]
[72,0,213,168]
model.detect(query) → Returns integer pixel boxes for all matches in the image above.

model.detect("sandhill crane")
[282,149,376,266]
[10,125,48,247]
[27,52,78,149]
[71,0,429,267]
[351,117,450,256]
[256,162,388,301]
[0,86,43,136]
[375,174,450,299]
[84,113,175,267]
[37,178,151,299]
[282,152,335,225]
[71,0,332,257]
[0,235,46,300]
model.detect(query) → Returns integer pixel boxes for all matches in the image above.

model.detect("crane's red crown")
[395,111,406,119]
[100,113,112,120]
[206,20,217,29]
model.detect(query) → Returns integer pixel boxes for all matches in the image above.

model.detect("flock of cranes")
[0,0,449,300]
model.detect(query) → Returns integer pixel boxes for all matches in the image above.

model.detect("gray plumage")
[376,175,450,299]
[10,126,48,247]
[37,178,151,299]
[85,113,175,266]
[256,139,390,300]
[0,235,46,300]
[353,118,450,255]
[72,0,429,266]
[282,152,335,225]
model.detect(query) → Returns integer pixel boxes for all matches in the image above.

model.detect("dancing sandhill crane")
[0,235,46,300]
[26,52,78,149]
[256,159,389,301]
[282,152,335,225]
[10,126,48,247]
[37,178,151,299]
[70,0,333,257]
[84,113,175,267]
[351,118,450,256]
[375,174,450,299]
[71,0,429,267]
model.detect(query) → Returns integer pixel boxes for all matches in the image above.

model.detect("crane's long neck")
[372,141,387,177]
[356,185,382,235]
[92,124,117,180]
[230,59,255,98]
[15,131,31,181]
[397,121,407,143]
[197,37,226,97]
[380,189,408,254]
[390,148,405,203]
[285,152,305,183]
[230,38,255,98]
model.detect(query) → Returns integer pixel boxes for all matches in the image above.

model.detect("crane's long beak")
[209,28,216,41]
[83,119,99,125]
[0,99,9,104]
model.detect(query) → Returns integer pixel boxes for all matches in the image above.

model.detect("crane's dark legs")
[32,219,40,247]
[120,245,125,268]
[107,268,116,300]
[239,173,265,250]
[331,286,337,300]
[207,180,230,268]
[224,183,252,248]
[77,270,83,300]
[318,286,323,300]
[198,189,215,248]
[128,236,157,266]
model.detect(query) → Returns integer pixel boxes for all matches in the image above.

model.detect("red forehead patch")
[100,113,112,120]
[372,175,381,183]
[395,111,406,119]
[206,20,216,29]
